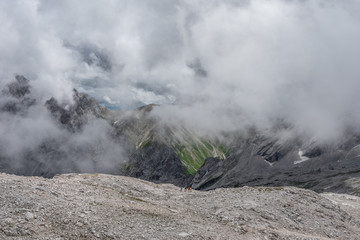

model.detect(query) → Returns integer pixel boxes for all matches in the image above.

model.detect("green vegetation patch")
[125,164,131,173]
[218,143,231,157]
[172,140,231,175]
[141,140,152,149]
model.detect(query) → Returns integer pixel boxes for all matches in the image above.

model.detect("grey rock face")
[192,130,360,195]
[46,89,108,132]
[126,142,192,187]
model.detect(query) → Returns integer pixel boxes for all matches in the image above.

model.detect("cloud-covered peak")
[1,0,360,140]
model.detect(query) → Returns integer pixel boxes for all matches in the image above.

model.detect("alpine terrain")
[1,76,360,197]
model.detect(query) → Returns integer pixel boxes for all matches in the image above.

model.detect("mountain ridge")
[1,75,360,196]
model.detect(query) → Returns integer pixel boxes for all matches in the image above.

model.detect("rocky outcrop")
[126,142,192,187]
[46,89,108,132]
[1,75,36,114]
[1,173,360,239]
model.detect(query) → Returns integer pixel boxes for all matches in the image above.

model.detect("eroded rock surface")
[1,173,360,240]
[192,131,360,195]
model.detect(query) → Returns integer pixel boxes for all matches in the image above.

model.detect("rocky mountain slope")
[1,173,360,240]
[191,129,360,196]
[0,75,227,186]
[112,104,229,175]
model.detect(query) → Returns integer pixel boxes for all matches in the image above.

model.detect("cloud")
[1,0,360,142]
[0,75,127,176]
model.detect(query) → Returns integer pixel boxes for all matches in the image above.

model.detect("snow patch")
[264,159,273,167]
[294,150,310,164]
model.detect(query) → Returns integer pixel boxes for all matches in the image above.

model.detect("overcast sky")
[1,0,360,140]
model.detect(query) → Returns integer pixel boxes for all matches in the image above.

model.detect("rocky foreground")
[1,173,360,240]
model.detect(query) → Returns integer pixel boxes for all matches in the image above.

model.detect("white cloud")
[1,0,360,141]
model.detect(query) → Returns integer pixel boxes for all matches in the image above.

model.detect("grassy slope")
[127,125,230,175]
[170,134,230,175]
[111,105,231,175]
[172,142,223,175]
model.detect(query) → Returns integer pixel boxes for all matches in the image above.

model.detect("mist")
[1,0,360,145]
[0,75,126,176]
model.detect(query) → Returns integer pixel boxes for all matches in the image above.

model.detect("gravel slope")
[1,173,360,240]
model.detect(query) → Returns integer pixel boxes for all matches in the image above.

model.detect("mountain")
[1,75,360,196]
[1,75,36,114]
[112,104,229,175]
[1,173,360,239]
[0,75,227,187]
[191,128,360,196]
